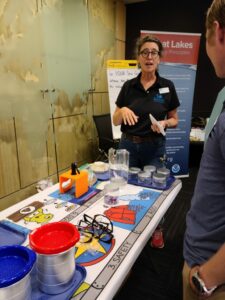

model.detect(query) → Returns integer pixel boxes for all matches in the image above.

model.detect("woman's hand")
[151,120,167,134]
[113,106,138,126]
[117,107,139,126]
[150,109,178,134]
[120,107,138,125]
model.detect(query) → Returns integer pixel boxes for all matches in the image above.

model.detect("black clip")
[71,162,80,175]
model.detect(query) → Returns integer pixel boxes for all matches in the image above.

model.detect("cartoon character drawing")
[24,208,53,224]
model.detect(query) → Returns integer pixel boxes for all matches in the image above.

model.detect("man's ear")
[215,21,225,44]
[221,27,225,44]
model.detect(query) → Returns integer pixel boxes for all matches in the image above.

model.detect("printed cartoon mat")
[0,180,179,300]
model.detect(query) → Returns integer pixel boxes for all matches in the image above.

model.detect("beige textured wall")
[0,0,125,211]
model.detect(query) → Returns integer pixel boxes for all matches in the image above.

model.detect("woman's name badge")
[159,87,169,94]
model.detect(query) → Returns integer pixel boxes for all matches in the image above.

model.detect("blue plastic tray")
[31,264,86,300]
[0,220,30,246]
[128,175,175,190]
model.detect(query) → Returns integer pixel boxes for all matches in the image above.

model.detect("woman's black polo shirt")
[115,72,180,137]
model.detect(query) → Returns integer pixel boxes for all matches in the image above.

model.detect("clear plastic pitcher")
[108,148,129,185]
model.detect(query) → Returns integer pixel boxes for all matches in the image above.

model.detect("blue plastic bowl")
[0,245,36,288]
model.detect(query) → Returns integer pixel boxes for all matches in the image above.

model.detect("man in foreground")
[183,0,225,299]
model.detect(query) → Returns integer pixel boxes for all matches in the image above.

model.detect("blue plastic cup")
[0,245,36,300]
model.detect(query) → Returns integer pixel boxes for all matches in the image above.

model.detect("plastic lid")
[129,167,141,174]
[143,165,156,172]
[157,167,170,176]
[29,222,80,255]
[138,171,150,178]
[153,172,167,182]
[0,245,36,288]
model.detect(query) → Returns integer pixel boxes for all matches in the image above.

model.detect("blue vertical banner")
[141,31,201,176]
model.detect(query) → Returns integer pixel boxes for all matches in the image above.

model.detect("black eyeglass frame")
[139,49,160,58]
[77,214,114,243]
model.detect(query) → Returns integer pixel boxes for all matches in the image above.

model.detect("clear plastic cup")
[128,167,141,182]
[138,171,151,185]
[104,183,119,206]
[152,172,167,189]
[157,167,170,179]
[143,165,156,176]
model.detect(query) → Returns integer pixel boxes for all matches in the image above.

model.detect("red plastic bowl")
[29,222,80,254]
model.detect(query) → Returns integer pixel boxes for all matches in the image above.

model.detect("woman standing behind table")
[113,34,180,169]
[113,35,180,248]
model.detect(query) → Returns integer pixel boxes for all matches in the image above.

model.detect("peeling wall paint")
[0,0,90,156]
[0,0,124,209]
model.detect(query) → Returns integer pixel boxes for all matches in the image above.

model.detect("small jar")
[104,183,119,206]
[128,167,141,182]
[152,172,167,189]
[157,167,170,179]
[138,171,151,185]
[143,165,156,176]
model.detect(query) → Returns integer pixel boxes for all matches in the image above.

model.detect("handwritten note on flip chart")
[107,60,140,139]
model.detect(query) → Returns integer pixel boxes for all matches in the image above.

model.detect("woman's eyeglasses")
[139,49,159,59]
[77,214,114,243]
